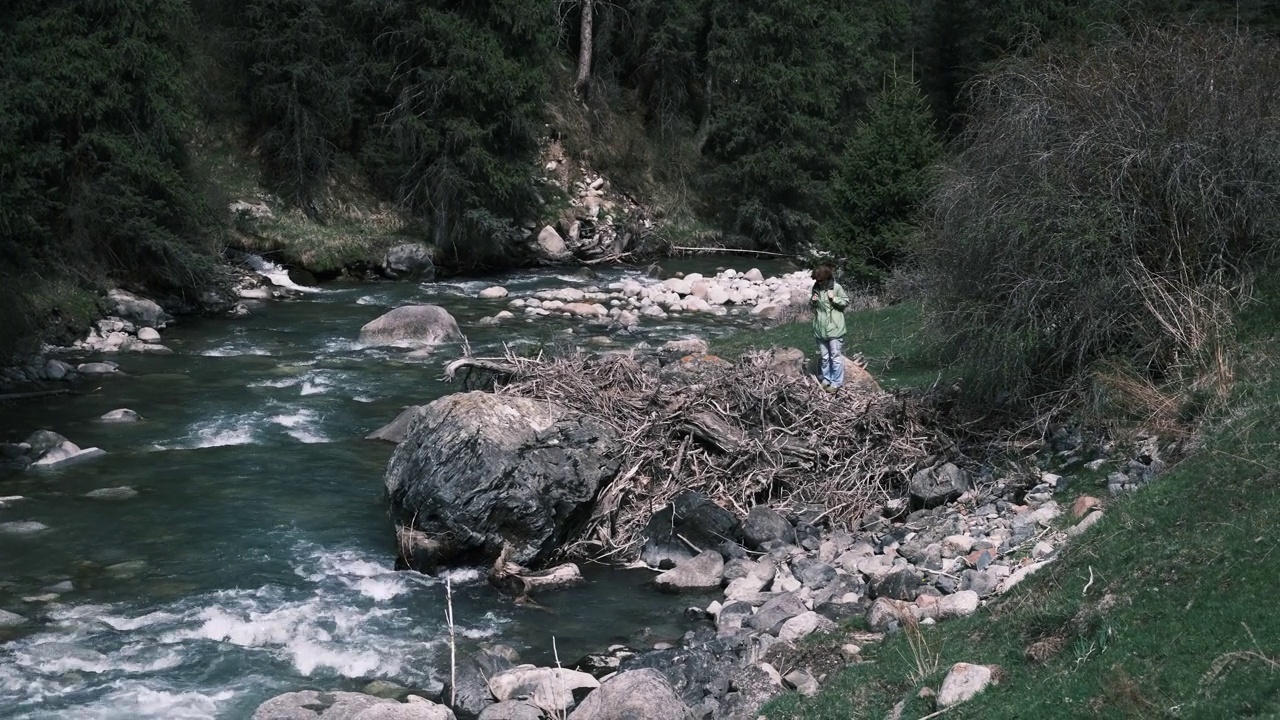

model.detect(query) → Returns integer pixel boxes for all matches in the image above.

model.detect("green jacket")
[811,281,849,339]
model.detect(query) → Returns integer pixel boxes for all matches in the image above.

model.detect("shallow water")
[0,260,796,718]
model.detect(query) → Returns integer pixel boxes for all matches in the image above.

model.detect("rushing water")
[0,260,794,719]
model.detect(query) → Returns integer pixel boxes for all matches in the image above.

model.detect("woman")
[810,265,849,391]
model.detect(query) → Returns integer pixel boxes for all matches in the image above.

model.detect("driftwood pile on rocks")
[472,347,961,562]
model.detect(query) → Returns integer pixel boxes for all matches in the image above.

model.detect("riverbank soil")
[761,280,1280,718]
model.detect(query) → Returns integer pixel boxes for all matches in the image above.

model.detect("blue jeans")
[817,337,844,387]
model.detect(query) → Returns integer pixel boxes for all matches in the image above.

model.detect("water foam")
[0,544,475,718]
[170,416,260,449]
[245,255,326,294]
[200,343,272,358]
[268,409,328,444]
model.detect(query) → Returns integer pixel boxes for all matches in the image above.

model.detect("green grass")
[713,303,942,391]
[761,282,1280,719]
[236,213,415,275]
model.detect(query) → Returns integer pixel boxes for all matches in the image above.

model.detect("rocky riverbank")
[251,425,1173,719]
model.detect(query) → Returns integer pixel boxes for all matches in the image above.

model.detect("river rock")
[791,557,836,590]
[872,569,921,601]
[909,463,969,509]
[383,243,436,281]
[136,327,162,343]
[641,491,741,569]
[653,550,725,593]
[567,668,689,720]
[108,289,170,328]
[783,669,820,697]
[659,337,709,356]
[724,559,776,603]
[385,392,620,568]
[352,703,455,720]
[31,441,106,468]
[619,647,724,708]
[536,226,571,262]
[866,597,909,632]
[366,406,423,444]
[743,506,794,549]
[937,663,997,708]
[25,430,69,457]
[252,690,390,720]
[479,286,509,300]
[719,663,784,718]
[85,487,138,500]
[0,521,48,535]
[359,306,463,348]
[43,358,73,381]
[749,592,807,634]
[446,645,519,718]
[561,302,607,318]
[100,408,142,424]
[477,702,542,720]
[77,362,119,376]
[778,611,836,643]
[487,666,599,714]
[0,609,27,628]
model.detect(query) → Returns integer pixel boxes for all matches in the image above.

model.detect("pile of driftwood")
[446,349,959,560]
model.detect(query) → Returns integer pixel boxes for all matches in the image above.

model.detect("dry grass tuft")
[897,610,942,683]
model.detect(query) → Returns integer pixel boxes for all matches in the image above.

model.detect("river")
[0,259,794,719]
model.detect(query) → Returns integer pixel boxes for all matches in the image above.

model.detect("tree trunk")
[574,0,595,97]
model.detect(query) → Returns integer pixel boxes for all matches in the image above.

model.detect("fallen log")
[443,357,518,384]
[489,543,584,598]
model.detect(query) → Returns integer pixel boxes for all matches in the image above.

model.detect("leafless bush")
[920,26,1280,409]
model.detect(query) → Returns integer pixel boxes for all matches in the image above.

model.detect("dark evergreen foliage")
[821,72,942,282]
[0,0,216,356]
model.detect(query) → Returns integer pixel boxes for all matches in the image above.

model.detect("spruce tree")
[821,71,942,282]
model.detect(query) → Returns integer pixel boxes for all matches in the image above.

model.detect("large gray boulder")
[383,243,436,281]
[385,392,621,569]
[107,289,170,328]
[359,306,463,348]
[535,226,571,263]
[567,669,689,720]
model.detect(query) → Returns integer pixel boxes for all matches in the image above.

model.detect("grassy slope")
[713,303,940,391]
[191,125,417,275]
[756,286,1280,718]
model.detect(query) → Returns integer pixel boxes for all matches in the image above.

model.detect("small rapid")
[0,260,793,718]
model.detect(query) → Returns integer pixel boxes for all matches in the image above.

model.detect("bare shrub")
[920,26,1280,409]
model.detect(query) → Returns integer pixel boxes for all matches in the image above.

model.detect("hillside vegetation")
[6,0,1277,362]
[761,274,1280,718]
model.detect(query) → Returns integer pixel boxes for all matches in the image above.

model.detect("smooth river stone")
[99,409,142,424]
[0,609,27,628]
[104,560,148,578]
[0,521,49,535]
[85,487,139,500]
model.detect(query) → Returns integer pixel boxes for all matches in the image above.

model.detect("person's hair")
[812,265,835,284]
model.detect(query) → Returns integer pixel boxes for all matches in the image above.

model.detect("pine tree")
[821,71,942,282]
